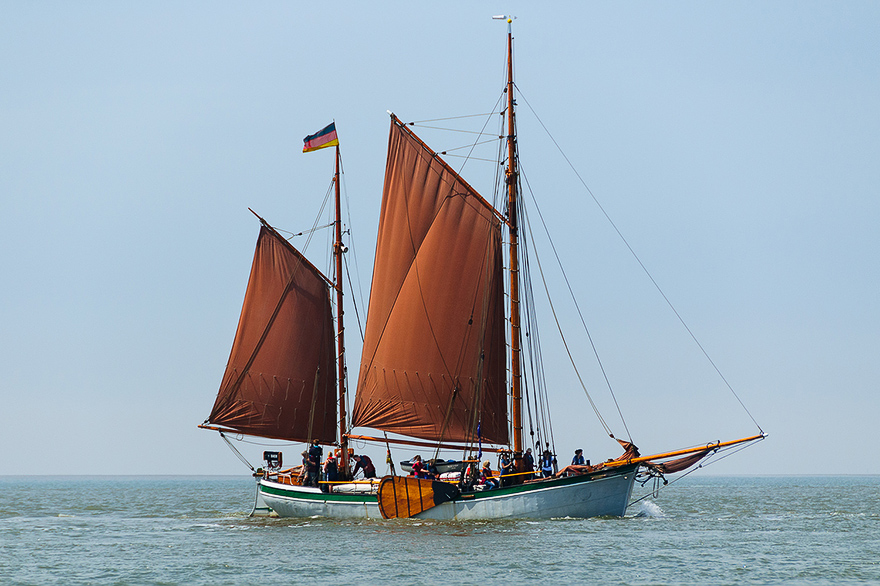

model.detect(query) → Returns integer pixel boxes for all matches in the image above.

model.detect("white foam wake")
[634,500,665,518]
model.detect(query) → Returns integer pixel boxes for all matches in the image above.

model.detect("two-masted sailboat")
[200,21,764,520]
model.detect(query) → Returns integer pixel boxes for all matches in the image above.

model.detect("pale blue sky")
[2,2,878,476]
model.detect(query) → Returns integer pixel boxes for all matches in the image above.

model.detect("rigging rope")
[515,84,764,435]
[408,113,499,124]
[496,85,559,456]
[446,95,504,180]
[519,166,632,441]
[408,125,494,136]
[519,194,615,438]
[284,222,335,237]
[220,432,255,472]
[437,138,500,153]
[517,199,556,454]
[628,436,765,506]
[343,253,365,342]
[340,170,369,323]
[440,154,498,163]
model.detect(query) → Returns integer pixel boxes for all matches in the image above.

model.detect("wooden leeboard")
[377,476,459,519]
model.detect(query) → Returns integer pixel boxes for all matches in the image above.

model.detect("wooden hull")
[257,463,639,520]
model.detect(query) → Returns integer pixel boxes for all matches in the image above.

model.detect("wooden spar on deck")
[603,433,766,468]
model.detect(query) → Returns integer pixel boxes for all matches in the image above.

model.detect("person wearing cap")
[572,449,586,466]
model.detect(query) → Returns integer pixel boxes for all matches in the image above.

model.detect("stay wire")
[520,165,631,441]
[408,113,498,124]
[517,199,554,451]
[519,184,614,438]
[450,95,505,180]
[498,54,558,453]
[514,85,763,435]
[284,222,335,237]
[409,126,493,136]
[337,162,366,343]
[628,437,764,506]
[220,431,255,472]
[437,138,500,153]
[343,254,365,342]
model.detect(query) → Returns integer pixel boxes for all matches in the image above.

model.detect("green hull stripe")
[259,464,637,505]
[260,484,379,503]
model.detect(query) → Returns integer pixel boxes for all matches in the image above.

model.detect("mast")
[505,22,524,455]
[333,145,350,477]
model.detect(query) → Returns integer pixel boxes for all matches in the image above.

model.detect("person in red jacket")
[351,454,376,478]
[410,455,429,479]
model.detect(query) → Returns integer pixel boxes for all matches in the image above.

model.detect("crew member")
[352,454,376,479]
[322,454,338,492]
[410,455,431,479]
[540,450,554,478]
[480,461,499,489]
[499,451,515,487]
[523,447,535,479]
[306,440,323,487]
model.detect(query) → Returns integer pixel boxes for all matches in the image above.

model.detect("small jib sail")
[205,220,337,444]
[352,118,508,446]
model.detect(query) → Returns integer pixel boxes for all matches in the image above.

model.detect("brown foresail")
[207,225,337,443]
[352,118,508,445]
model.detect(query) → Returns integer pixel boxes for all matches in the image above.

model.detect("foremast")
[332,144,351,478]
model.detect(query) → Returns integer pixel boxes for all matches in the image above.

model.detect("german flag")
[303,122,339,153]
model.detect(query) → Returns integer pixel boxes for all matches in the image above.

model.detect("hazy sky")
[2,2,878,477]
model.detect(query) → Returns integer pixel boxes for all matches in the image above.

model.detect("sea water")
[1,475,878,585]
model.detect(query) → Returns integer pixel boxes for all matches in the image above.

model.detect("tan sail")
[207,224,337,443]
[352,118,508,445]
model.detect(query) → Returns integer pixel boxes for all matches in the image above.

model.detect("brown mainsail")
[207,223,337,443]
[352,118,508,445]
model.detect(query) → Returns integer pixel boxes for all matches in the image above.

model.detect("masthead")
[492,14,515,31]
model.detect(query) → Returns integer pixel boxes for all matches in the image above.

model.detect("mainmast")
[505,21,524,455]
[333,145,350,478]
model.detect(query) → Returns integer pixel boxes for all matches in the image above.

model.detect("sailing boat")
[200,21,764,520]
